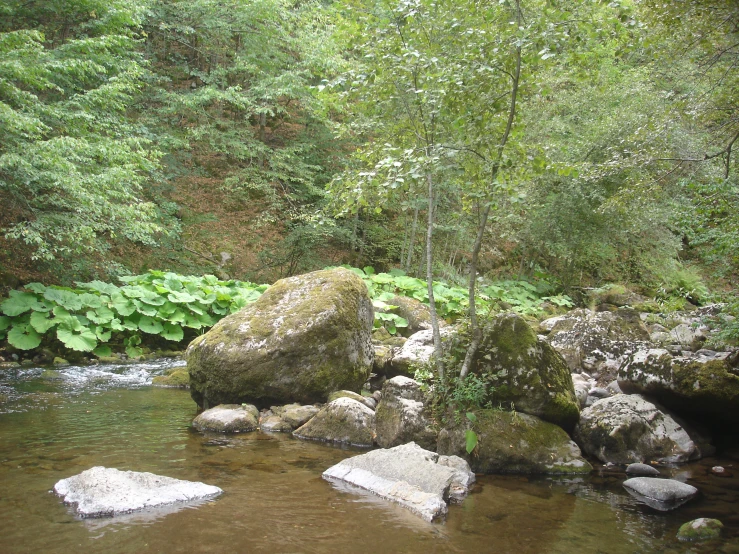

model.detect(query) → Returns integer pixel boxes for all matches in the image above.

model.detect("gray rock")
[670,324,706,351]
[588,387,611,399]
[623,477,698,511]
[572,373,595,409]
[293,397,375,447]
[275,403,320,429]
[388,295,447,337]
[187,268,374,409]
[192,404,259,433]
[327,390,376,410]
[375,376,436,450]
[574,394,704,464]
[54,467,222,517]
[389,329,442,376]
[625,463,661,476]
[546,308,650,378]
[322,442,474,521]
[259,414,294,432]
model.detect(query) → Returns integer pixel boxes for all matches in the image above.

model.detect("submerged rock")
[54,467,222,517]
[677,518,723,542]
[192,404,259,433]
[293,397,375,447]
[375,376,436,450]
[574,395,706,464]
[187,268,374,409]
[322,442,474,522]
[622,477,698,511]
[472,313,580,431]
[437,409,592,475]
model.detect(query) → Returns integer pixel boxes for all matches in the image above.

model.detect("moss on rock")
[152,368,190,388]
[677,518,723,542]
[293,397,375,447]
[437,409,592,474]
[473,313,580,431]
[186,268,374,409]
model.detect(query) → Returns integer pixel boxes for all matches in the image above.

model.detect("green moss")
[677,518,723,542]
[152,368,190,387]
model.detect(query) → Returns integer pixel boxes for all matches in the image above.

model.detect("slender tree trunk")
[425,171,444,380]
[459,0,522,380]
[405,204,419,272]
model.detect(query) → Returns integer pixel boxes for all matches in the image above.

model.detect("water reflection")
[0,360,737,553]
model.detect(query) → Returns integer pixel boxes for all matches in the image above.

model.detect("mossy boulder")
[186,268,374,409]
[327,390,375,410]
[437,409,592,474]
[618,348,739,425]
[375,376,437,450]
[472,313,580,431]
[293,397,375,447]
[677,518,723,542]
[152,368,190,387]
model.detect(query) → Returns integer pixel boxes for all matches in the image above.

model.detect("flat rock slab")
[322,442,474,522]
[54,467,222,518]
[623,477,698,511]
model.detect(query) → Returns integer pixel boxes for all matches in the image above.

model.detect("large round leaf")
[138,316,164,335]
[7,324,42,350]
[57,326,97,352]
[43,288,83,311]
[167,291,198,304]
[161,323,184,342]
[86,306,114,324]
[111,294,136,317]
[30,310,58,333]
[0,316,10,331]
[1,291,42,316]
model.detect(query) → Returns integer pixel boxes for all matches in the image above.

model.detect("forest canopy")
[0,0,737,326]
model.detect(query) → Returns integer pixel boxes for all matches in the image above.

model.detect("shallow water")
[0,360,737,554]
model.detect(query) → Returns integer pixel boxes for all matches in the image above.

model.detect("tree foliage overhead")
[0,0,171,262]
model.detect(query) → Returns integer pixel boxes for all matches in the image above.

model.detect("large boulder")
[186,268,374,409]
[573,394,708,464]
[388,328,446,376]
[545,308,650,380]
[322,442,474,522]
[54,467,222,517]
[472,313,580,431]
[618,348,739,425]
[437,409,592,475]
[375,376,437,450]
[293,397,375,447]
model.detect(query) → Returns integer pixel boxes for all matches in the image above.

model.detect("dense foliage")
[0,0,737,343]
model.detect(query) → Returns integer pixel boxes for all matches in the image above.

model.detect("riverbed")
[0,359,737,553]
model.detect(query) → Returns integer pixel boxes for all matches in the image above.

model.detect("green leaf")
[86,306,115,324]
[43,288,83,311]
[465,429,478,454]
[139,316,164,335]
[24,283,46,294]
[109,318,124,331]
[57,326,97,352]
[466,412,478,423]
[161,323,184,342]
[78,293,103,309]
[1,291,41,316]
[30,310,58,333]
[168,291,198,303]
[111,294,136,317]
[77,280,119,295]
[0,316,11,331]
[93,345,113,358]
[95,326,112,341]
[125,345,143,359]
[7,323,42,350]
[122,318,139,331]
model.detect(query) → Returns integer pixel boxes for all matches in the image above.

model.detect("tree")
[0,0,171,263]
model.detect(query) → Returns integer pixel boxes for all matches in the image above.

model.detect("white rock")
[54,467,222,517]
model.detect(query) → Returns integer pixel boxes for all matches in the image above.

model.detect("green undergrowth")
[0,266,573,359]
[0,271,267,358]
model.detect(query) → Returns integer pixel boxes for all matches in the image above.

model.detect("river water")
[0,359,737,554]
